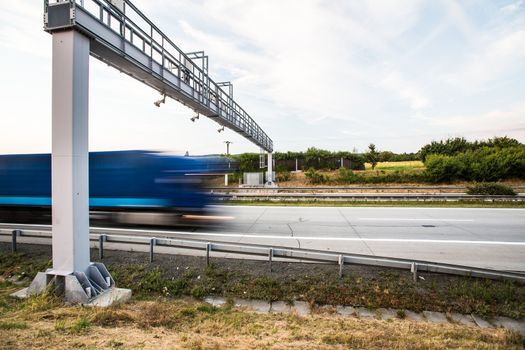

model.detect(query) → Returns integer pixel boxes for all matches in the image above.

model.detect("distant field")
[364,160,425,171]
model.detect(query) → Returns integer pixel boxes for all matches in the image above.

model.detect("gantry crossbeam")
[44,0,273,152]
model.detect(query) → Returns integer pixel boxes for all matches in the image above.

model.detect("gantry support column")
[51,30,90,274]
[16,29,130,305]
[266,152,275,186]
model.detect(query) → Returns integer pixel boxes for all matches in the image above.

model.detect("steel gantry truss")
[24,0,275,305]
[44,0,273,152]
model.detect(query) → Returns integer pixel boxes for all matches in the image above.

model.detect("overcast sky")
[1,0,524,155]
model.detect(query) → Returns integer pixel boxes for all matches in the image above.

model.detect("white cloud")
[167,0,432,123]
[378,70,431,110]
[0,2,50,58]
[501,0,524,15]
[0,0,524,155]
[423,102,525,136]
[438,2,525,92]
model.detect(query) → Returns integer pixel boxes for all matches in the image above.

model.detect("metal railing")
[212,192,525,201]
[1,224,524,283]
[210,186,525,192]
[44,0,273,151]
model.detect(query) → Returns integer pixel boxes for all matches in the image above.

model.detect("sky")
[1,0,524,155]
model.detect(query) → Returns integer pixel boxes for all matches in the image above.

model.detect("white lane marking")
[123,230,525,246]
[358,218,474,222]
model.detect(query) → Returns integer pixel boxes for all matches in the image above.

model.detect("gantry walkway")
[45,0,273,152]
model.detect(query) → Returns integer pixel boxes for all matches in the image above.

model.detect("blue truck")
[0,150,221,225]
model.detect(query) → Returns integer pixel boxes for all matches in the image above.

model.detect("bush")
[305,168,328,184]
[419,137,471,161]
[337,168,356,184]
[424,146,525,183]
[423,154,465,183]
[276,171,291,182]
[276,165,292,182]
[419,136,522,161]
[466,183,517,196]
[229,172,242,184]
[232,153,260,172]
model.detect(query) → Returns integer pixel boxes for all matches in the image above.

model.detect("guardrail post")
[268,248,274,272]
[150,238,156,263]
[206,243,212,267]
[338,255,344,278]
[411,262,418,282]
[11,230,20,253]
[98,234,105,260]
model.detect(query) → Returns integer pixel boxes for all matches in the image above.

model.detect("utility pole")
[224,141,232,156]
[224,141,232,186]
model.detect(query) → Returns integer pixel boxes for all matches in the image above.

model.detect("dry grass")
[1,251,523,349]
[0,298,523,350]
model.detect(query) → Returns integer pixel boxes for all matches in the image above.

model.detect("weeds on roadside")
[0,321,28,330]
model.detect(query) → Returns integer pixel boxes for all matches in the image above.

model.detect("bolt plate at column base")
[10,262,130,307]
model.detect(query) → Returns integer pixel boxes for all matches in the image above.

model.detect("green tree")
[366,144,379,170]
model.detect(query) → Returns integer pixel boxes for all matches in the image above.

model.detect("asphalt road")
[173,206,525,271]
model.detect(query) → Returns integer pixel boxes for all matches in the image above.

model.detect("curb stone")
[423,311,449,324]
[492,317,525,334]
[271,301,291,313]
[357,307,375,319]
[404,310,425,322]
[292,301,310,316]
[336,305,356,317]
[316,304,337,314]
[204,296,227,307]
[449,313,477,327]
[377,308,396,320]
[233,298,270,314]
[472,314,495,329]
[203,296,524,334]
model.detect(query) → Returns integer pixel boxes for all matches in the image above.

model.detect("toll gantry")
[45,0,273,153]
[22,0,274,304]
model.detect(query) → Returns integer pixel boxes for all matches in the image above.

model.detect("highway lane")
[177,206,525,271]
[2,206,523,271]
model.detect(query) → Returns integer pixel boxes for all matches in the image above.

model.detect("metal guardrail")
[212,192,525,201]
[210,186,525,192]
[1,224,524,283]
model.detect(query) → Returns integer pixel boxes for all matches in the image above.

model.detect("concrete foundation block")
[84,288,132,307]
[10,287,29,299]
[65,274,90,304]
[13,263,128,308]
[27,272,49,295]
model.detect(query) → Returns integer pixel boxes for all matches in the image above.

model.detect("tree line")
[228,136,524,183]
